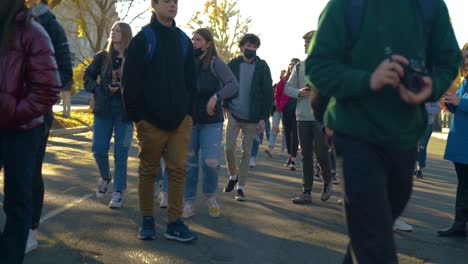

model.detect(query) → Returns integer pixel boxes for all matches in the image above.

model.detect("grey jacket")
[285,60,315,121]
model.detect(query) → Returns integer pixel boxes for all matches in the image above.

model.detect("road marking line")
[40,193,93,224]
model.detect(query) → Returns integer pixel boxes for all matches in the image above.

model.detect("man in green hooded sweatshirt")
[306,0,460,263]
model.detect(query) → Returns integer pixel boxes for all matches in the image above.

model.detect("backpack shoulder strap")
[142,25,157,61]
[346,0,366,50]
[417,0,436,35]
[210,57,223,85]
[177,29,190,59]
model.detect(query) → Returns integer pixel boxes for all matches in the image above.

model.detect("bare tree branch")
[129,8,149,25]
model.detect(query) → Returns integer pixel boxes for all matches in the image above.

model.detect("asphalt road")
[0,133,467,263]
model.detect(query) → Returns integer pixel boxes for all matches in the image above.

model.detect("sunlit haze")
[122,0,468,82]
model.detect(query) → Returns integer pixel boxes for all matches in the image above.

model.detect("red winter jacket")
[274,76,290,112]
[0,11,61,131]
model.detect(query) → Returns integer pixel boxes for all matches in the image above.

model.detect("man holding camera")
[285,30,332,204]
[306,0,460,263]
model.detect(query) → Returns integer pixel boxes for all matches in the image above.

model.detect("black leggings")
[282,108,298,158]
[454,162,468,222]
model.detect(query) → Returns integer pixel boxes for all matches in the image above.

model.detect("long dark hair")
[0,0,26,51]
[193,28,219,71]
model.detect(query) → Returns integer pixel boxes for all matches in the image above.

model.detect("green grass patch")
[53,109,94,129]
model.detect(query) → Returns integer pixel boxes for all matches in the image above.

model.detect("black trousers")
[0,126,43,264]
[334,134,416,264]
[31,110,53,229]
[282,108,298,158]
[297,121,331,190]
[454,162,468,223]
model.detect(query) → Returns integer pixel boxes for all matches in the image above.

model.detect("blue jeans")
[157,158,169,193]
[417,123,434,169]
[0,126,42,264]
[268,111,281,148]
[185,122,223,201]
[92,96,134,192]
[251,118,271,157]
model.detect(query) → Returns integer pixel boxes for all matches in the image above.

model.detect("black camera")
[401,59,428,93]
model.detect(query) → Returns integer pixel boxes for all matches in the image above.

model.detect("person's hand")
[223,108,229,120]
[135,120,145,129]
[370,55,408,92]
[325,127,334,140]
[398,76,433,105]
[109,83,120,94]
[258,120,265,134]
[299,87,311,97]
[206,96,217,116]
[271,126,279,134]
[444,92,461,106]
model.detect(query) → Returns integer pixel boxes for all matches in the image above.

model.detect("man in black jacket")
[122,0,197,242]
[26,0,73,254]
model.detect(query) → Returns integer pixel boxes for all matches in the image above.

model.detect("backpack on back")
[346,0,436,50]
[141,25,190,62]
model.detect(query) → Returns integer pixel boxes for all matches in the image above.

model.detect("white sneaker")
[207,197,221,217]
[108,191,123,208]
[393,217,413,232]
[159,192,168,208]
[249,157,256,168]
[25,229,38,254]
[182,201,195,219]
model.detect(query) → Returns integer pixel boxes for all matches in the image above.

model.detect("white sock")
[236,185,244,191]
[230,175,238,180]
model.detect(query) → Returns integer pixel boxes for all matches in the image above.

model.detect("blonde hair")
[460,42,468,79]
[104,22,133,72]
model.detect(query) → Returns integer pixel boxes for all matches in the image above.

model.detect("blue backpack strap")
[417,0,436,35]
[346,0,366,50]
[178,29,189,59]
[142,25,157,61]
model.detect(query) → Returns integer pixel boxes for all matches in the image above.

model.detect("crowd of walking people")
[1,0,467,263]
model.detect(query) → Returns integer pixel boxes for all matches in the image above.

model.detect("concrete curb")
[432,132,448,141]
[50,126,92,137]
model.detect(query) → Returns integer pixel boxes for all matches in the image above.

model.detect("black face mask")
[243,48,256,60]
[194,48,204,57]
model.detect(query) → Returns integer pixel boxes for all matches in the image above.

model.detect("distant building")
[52,1,120,65]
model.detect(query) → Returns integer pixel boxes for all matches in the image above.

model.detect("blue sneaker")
[164,219,198,243]
[138,216,156,240]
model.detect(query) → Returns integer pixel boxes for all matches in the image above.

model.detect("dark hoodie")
[122,13,196,131]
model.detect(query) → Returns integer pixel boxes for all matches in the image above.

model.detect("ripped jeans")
[184,122,223,201]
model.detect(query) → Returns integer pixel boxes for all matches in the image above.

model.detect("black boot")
[438,188,468,237]
[437,221,466,237]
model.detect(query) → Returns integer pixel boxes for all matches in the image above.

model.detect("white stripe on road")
[40,193,93,224]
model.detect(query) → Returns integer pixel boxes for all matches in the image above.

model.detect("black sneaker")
[284,158,291,167]
[415,170,423,178]
[331,171,340,185]
[138,216,156,240]
[292,192,312,204]
[235,189,246,201]
[321,183,332,202]
[223,177,238,193]
[289,161,296,171]
[164,219,198,243]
